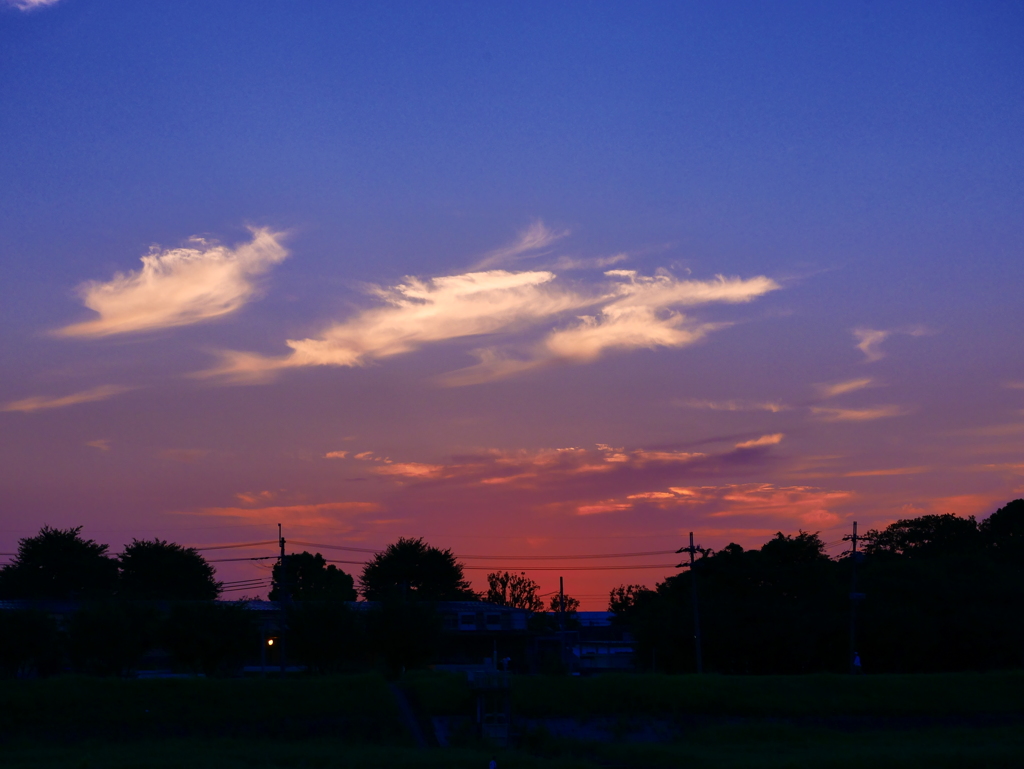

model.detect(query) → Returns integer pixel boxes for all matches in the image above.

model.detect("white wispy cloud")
[196,227,780,385]
[56,227,287,338]
[853,325,928,363]
[472,220,569,269]
[86,439,111,451]
[810,405,910,422]
[544,270,778,363]
[199,269,589,383]
[2,384,133,413]
[853,328,890,363]
[674,398,790,413]
[814,377,875,398]
[5,0,61,10]
[438,270,780,385]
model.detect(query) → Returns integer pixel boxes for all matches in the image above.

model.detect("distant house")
[531,611,636,674]
[436,601,531,633]
[572,611,635,673]
[0,599,84,630]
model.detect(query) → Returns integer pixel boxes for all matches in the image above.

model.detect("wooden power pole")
[844,521,866,674]
[676,532,703,674]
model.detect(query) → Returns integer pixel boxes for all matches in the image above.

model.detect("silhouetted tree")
[360,538,478,601]
[613,510,1024,674]
[624,532,843,673]
[486,571,543,611]
[270,551,356,602]
[118,539,221,600]
[0,526,117,600]
[981,498,1024,560]
[858,509,1022,672]
[608,583,655,617]
[547,593,581,615]
[760,530,831,565]
[865,514,981,559]
[528,592,582,633]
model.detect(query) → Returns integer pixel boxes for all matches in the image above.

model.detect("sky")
[2,0,1023,606]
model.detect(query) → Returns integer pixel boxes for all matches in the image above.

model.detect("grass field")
[0,672,1021,768]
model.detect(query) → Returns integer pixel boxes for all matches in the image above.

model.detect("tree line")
[609,500,1024,674]
[0,529,572,610]
[0,532,575,676]
[1,500,1021,676]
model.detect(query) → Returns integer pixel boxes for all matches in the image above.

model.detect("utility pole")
[278,522,288,677]
[844,521,866,674]
[676,532,703,674]
[558,576,566,671]
[278,523,288,593]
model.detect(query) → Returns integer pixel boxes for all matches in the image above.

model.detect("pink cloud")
[196,501,379,527]
[810,405,910,422]
[2,384,134,413]
[735,434,785,449]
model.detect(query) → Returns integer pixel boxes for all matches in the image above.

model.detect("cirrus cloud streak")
[810,405,910,422]
[200,267,779,385]
[1,384,134,413]
[56,227,287,338]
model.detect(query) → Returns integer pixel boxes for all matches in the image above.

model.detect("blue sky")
[2,1,1023,603]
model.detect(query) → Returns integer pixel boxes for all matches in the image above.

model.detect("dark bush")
[286,601,365,673]
[67,602,159,676]
[0,609,61,677]
[366,598,441,675]
[163,602,258,676]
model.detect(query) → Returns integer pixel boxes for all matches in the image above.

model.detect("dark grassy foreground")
[0,672,1022,768]
[409,670,1024,718]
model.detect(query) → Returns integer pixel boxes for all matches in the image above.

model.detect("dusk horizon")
[3,0,1023,610]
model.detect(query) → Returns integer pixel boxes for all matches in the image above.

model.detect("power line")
[460,550,677,561]
[461,564,678,571]
[220,584,269,593]
[289,541,379,554]
[258,539,679,560]
[329,559,679,571]
[195,540,278,551]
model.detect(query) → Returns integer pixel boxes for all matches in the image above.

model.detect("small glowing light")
[267,639,274,646]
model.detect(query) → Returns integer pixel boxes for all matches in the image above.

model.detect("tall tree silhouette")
[486,571,543,611]
[980,498,1024,560]
[270,551,356,601]
[865,513,981,559]
[608,584,655,617]
[0,526,117,600]
[547,593,581,615]
[118,539,221,600]
[360,537,477,601]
